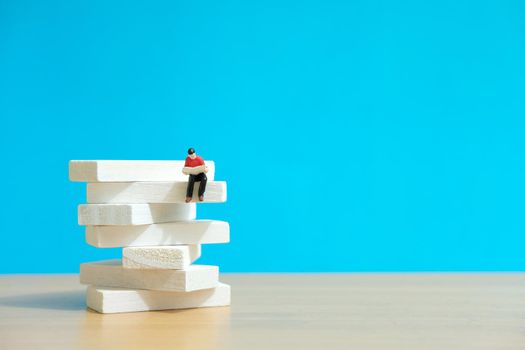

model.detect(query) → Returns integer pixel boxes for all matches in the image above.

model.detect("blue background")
[1,0,524,273]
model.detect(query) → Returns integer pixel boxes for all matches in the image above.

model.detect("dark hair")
[187,148,195,155]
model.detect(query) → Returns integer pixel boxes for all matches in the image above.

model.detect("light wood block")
[86,220,229,248]
[87,181,227,203]
[80,260,218,292]
[69,160,215,182]
[78,203,196,225]
[86,283,230,314]
[122,245,201,269]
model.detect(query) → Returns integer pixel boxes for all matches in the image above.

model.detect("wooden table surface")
[0,274,524,350]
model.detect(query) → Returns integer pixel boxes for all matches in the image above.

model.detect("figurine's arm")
[182,158,190,175]
[201,157,208,173]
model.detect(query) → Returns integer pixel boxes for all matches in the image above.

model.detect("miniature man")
[182,148,208,203]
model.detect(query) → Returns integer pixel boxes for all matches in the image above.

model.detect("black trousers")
[186,173,207,197]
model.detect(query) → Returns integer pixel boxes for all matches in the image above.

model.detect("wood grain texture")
[87,181,227,204]
[69,160,215,182]
[78,203,197,225]
[80,260,218,292]
[1,274,524,350]
[86,220,230,248]
[122,245,201,269]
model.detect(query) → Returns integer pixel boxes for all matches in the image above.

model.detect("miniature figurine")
[182,148,208,202]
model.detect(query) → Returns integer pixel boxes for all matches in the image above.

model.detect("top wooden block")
[69,160,215,182]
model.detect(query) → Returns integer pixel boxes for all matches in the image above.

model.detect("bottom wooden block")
[86,283,231,314]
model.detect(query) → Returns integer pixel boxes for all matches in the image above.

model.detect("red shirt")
[185,156,205,168]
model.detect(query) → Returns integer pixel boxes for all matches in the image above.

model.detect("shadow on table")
[81,305,232,350]
[0,290,85,310]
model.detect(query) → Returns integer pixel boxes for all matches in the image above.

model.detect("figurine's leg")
[198,173,207,197]
[186,175,196,199]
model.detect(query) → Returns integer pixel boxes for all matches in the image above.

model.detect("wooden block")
[80,260,218,292]
[86,283,231,314]
[69,160,215,182]
[78,203,196,225]
[86,220,229,248]
[122,245,201,269]
[87,181,227,204]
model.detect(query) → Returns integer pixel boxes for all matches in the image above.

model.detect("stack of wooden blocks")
[69,160,230,314]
